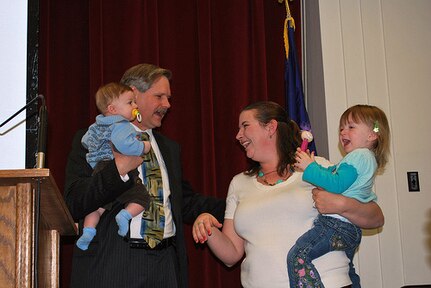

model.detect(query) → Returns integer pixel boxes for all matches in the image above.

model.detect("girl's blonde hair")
[95,82,133,114]
[339,104,390,172]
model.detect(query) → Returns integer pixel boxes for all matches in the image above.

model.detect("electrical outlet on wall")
[407,172,420,192]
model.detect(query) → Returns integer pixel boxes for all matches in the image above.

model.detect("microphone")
[36,95,48,169]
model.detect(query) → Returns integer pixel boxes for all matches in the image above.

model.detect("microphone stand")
[34,95,47,288]
[36,96,47,169]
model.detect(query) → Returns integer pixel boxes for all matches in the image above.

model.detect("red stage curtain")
[38,1,301,287]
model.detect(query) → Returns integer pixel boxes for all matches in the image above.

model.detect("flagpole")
[280,0,317,153]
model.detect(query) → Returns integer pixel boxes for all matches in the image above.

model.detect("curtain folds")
[39,1,301,287]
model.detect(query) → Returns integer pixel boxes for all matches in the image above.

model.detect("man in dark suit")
[64,63,225,288]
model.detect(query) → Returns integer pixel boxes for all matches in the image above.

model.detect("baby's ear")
[107,104,116,114]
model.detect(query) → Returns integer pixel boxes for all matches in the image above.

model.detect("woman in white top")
[192,101,384,288]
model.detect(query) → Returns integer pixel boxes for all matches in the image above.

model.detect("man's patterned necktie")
[139,132,165,248]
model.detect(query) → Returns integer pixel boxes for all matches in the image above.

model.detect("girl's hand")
[294,147,315,171]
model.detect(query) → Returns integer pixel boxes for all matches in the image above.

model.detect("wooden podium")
[0,169,77,288]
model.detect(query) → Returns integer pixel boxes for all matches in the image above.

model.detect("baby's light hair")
[339,104,390,172]
[95,82,133,114]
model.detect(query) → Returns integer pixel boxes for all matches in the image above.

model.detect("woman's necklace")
[257,169,290,186]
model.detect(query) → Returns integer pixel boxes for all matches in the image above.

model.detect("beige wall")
[305,0,431,286]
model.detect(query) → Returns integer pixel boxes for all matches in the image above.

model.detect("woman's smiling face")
[236,109,270,161]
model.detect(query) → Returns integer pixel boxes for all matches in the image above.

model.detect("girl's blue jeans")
[287,214,362,288]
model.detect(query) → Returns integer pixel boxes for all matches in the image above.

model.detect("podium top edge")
[0,168,51,180]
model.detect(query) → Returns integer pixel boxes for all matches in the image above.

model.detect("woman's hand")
[192,213,223,243]
[312,188,345,214]
[312,188,384,229]
[194,218,244,267]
